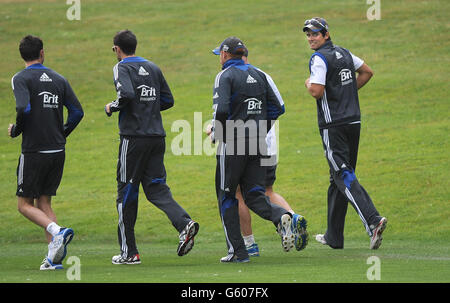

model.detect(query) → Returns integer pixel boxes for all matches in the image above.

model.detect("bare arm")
[356,63,373,89]
[305,78,325,99]
[305,61,373,98]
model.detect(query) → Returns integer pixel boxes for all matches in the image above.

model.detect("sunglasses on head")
[304,18,326,30]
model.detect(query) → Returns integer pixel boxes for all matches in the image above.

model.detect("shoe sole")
[247,244,260,257]
[370,218,387,249]
[40,258,64,270]
[222,259,250,263]
[112,260,141,265]
[178,221,199,256]
[53,228,74,264]
[280,214,295,252]
[220,256,250,263]
[294,216,309,251]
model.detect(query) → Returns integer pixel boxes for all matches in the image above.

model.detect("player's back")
[228,65,269,124]
[113,57,174,137]
[215,64,271,143]
[12,63,79,152]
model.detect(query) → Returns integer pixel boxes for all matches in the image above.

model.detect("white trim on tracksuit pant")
[117,202,128,257]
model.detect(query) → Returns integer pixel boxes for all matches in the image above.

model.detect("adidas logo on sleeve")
[39,73,52,82]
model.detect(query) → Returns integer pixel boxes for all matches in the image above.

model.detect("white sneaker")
[47,227,74,264]
[40,257,63,270]
[111,253,141,265]
[370,217,387,249]
[220,254,250,263]
[315,234,328,245]
[177,220,199,256]
[278,214,295,252]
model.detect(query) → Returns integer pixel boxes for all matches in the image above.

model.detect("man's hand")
[304,77,311,88]
[206,123,213,136]
[8,124,14,137]
[205,123,215,143]
[104,103,112,117]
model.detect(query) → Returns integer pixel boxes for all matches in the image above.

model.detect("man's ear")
[39,49,45,63]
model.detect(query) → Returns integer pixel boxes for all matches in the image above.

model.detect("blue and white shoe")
[292,214,309,251]
[40,257,63,271]
[246,243,260,257]
[47,227,74,265]
[278,214,295,252]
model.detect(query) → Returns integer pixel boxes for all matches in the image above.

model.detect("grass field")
[0,0,449,284]
[2,239,449,283]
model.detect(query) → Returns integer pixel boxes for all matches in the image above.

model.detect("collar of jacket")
[316,40,334,51]
[26,63,48,70]
[121,56,147,63]
[222,58,245,70]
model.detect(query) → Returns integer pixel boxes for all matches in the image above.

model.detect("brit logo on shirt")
[339,69,353,86]
[39,91,59,108]
[137,84,156,102]
[244,97,262,114]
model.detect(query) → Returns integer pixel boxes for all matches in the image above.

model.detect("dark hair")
[318,29,331,41]
[230,49,246,60]
[243,48,248,57]
[19,35,43,62]
[113,30,137,55]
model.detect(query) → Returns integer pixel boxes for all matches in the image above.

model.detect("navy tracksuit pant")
[320,123,382,248]
[215,140,288,260]
[116,136,192,257]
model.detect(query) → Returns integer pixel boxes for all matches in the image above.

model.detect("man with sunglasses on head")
[303,17,387,249]
[105,30,199,264]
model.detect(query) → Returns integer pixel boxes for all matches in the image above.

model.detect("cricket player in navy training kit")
[210,37,308,263]
[8,35,84,270]
[105,30,199,264]
[303,17,387,249]
[234,49,308,256]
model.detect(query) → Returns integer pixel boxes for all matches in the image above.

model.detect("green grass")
[0,0,449,283]
[2,238,449,283]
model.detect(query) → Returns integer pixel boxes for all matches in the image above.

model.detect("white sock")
[46,222,61,237]
[243,234,255,247]
[288,210,295,215]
